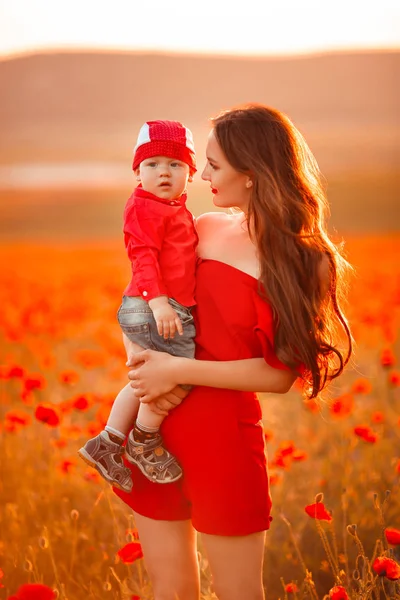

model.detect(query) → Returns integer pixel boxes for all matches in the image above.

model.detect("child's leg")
[124,398,182,484]
[120,332,168,443]
[78,308,160,491]
[77,337,146,492]
[77,385,134,492]
[131,400,165,443]
[122,302,195,483]
[105,383,163,440]
[122,331,144,363]
[106,384,164,444]
[103,333,150,442]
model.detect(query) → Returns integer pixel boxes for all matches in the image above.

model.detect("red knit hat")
[132,120,196,174]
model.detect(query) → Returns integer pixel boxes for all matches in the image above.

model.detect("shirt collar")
[134,185,187,207]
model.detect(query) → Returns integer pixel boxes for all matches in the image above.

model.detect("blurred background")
[1,2,400,598]
[0,0,399,240]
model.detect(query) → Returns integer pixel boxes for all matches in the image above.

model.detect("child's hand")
[144,386,189,416]
[148,296,183,339]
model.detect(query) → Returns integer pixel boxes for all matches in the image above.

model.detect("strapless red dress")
[114,259,289,536]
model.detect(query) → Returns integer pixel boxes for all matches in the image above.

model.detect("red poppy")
[272,440,296,469]
[74,348,105,369]
[273,454,291,469]
[389,371,400,386]
[380,348,396,368]
[34,404,60,427]
[359,312,378,327]
[58,399,74,414]
[303,398,320,413]
[4,421,18,433]
[50,438,67,449]
[58,459,76,474]
[117,541,144,564]
[330,393,353,417]
[84,470,101,483]
[6,365,25,378]
[292,450,308,461]
[351,378,372,394]
[5,410,31,427]
[329,586,349,599]
[20,389,35,405]
[264,429,273,443]
[373,556,400,580]
[305,502,332,522]
[385,527,400,546]
[353,425,378,443]
[269,472,281,486]
[371,411,384,424]
[6,583,56,600]
[24,374,46,391]
[285,582,299,593]
[59,370,80,385]
[277,441,295,456]
[72,395,89,411]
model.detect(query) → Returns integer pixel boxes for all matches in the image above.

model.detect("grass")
[0,236,399,599]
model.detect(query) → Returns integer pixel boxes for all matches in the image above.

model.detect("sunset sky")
[0,0,399,57]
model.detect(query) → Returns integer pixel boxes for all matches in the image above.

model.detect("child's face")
[136,156,192,200]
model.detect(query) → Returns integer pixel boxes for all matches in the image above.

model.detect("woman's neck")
[197,212,260,279]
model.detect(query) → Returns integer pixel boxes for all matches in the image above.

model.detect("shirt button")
[169,201,176,205]
[142,291,148,297]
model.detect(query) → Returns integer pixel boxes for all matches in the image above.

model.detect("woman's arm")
[128,350,296,403]
[178,355,296,393]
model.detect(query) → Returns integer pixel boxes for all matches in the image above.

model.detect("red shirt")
[123,186,198,306]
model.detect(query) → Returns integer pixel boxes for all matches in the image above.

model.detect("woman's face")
[201,130,252,212]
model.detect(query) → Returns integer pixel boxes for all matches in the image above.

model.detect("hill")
[0,49,398,236]
[0,49,398,173]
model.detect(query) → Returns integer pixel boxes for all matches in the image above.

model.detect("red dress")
[114,259,289,536]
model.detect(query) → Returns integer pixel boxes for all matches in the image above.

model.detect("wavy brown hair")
[212,103,353,399]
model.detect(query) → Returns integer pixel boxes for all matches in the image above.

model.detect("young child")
[78,120,197,493]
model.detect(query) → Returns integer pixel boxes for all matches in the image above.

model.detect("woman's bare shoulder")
[195,211,231,227]
[195,212,231,256]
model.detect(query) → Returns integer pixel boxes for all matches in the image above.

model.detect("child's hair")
[132,120,196,176]
[212,103,353,399]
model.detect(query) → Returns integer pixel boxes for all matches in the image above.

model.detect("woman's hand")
[145,386,189,416]
[127,349,185,402]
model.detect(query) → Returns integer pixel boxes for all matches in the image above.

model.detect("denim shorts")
[117,296,196,359]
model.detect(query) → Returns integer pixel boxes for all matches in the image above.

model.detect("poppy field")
[0,235,399,600]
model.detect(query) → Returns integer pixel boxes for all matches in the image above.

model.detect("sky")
[0,0,399,57]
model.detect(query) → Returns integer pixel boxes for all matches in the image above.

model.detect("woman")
[114,104,352,600]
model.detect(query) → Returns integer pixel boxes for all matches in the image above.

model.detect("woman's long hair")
[212,103,353,399]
